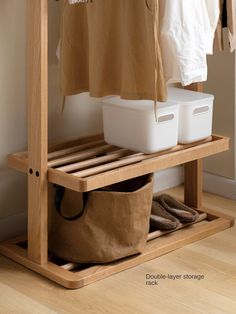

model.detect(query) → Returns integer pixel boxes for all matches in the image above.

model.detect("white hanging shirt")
[159,0,219,86]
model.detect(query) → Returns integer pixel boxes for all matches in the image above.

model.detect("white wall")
[0,1,103,223]
[204,31,236,180]
[0,0,27,219]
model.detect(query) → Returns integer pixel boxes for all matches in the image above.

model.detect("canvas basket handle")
[54,185,89,221]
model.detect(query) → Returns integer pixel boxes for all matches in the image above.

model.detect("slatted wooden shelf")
[0,205,233,289]
[7,133,229,192]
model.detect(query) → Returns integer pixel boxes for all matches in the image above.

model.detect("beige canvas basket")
[49,173,153,264]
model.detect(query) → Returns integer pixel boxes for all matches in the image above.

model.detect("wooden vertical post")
[184,159,203,208]
[185,83,203,92]
[184,83,203,209]
[27,0,48,265]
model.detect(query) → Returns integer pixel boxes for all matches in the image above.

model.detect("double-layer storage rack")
[0,0,234,289]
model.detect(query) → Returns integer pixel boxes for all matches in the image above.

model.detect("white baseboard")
[154,166,184,193]
[0,211,27,242]
[154,168,236,200]
[203,172,236,200]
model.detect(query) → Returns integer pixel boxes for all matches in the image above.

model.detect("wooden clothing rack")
[0,0,234,289]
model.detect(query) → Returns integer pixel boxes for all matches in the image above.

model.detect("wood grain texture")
[185,82,204,92]
[48,133,104,153]
[27,0,48,265]
[184,159,203,208]
[72,217,232,288]
[0,243,82,289]
[0,205,233,289]
[147,213,207,241]
[183,83,203,207]
[7,135,229,192]
[71,138,213,178]
[7,135,215,175]
[47,144,112,167]
[0,282,57,314]
[48,139,106,160]
[0,189,235,312]
[75,136,229,192]
[57,149,129,172]
[57,213,208,273]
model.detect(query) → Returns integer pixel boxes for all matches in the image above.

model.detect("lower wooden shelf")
[0,205,234,289]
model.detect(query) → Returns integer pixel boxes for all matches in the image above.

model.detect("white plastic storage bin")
[168,87,214,144]
[102,97,179,154]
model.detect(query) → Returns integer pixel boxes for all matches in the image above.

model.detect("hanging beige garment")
[214,0,236,52]
[60,0,167,102]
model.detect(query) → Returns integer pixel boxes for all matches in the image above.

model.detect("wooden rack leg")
[184,159,203,209]
[185,82,203,92]
[184,82,203,209]
[27,0,48,265]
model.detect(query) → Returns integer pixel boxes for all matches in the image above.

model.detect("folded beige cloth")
[150,201,179,230]
[154,194,199,223]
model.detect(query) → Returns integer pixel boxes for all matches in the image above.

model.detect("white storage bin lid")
[167,87,214,106]
[102,96,178,111]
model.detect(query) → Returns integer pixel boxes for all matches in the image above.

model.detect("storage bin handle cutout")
[158,113,175,123]
[193,106,209,116]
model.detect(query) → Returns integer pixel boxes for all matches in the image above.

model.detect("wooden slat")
[61,263,79,271]
[7,135,230,192]
[67,136,229,192]
[48,144,112,167]
[7,136,215,175]
[57,149,129,172]
[71,217,232,288]
[7,139,107,173]
[72,138,213,177]
[48,139,105,160]
[72,153,145,177]
[147,213,207,241]
[27,0,48,265]
[168,196,235,224]
[48,133,104,153]
[59,212,208,272]
[0,206,233,289]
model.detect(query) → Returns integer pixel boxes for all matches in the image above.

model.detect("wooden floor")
[0,187,235,314]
